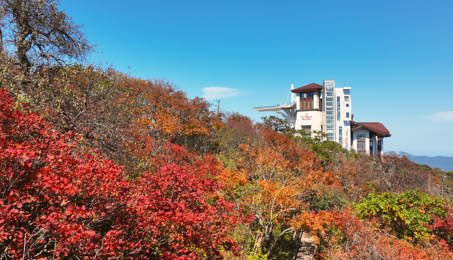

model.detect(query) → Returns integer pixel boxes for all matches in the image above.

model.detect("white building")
[253,79,391,156]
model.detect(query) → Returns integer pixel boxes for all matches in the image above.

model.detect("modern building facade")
[253,79,391,156]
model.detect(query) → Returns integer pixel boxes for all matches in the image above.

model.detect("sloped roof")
[291,83,323,93]
[352,122,391,137]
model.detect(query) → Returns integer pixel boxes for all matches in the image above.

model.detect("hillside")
[0,2,452,256]
[387,151,453,171]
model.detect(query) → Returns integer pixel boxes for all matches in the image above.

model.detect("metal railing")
[253,102,295,110]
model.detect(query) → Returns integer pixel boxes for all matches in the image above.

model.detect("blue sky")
[60,0,453,157]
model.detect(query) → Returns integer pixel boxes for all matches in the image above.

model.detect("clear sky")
[60,0,453,156]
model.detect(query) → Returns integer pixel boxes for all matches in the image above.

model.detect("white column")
[313,91,319,109]
[381,138,384,155]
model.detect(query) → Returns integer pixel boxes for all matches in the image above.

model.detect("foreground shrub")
[354,190,446,243]
[0,89,242,259]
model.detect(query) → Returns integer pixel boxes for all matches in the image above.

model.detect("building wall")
[334,87,352,151]
[352,129,370,155]
[294,110,324,137]
[323,80,336,141]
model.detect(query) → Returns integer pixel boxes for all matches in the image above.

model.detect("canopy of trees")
[0,2,452,259]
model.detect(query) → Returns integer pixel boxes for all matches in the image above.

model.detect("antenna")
[215,100,221,115]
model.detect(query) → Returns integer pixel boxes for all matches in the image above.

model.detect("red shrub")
[0,89,242,259]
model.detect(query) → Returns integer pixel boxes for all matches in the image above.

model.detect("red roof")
[291,83,323,93]
[352,122,391,137]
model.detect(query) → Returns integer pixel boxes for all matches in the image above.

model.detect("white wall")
[295,110,324,135]
[352,129,370,154]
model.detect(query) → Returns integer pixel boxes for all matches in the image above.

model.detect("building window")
[301,125,311,137]
[346,103,349,107]
[327,133,334,141]
[357,134,366,154]
[344,96,350,102]
[337,96,341,121]
[346,112,350,118]
[339,126,343,144]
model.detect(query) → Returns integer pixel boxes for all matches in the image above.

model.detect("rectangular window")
[346,112,350,118]
[326,116,334,120]
[326,91,334,96]
[339,126,343,144]
[357,134,366,154]
[346,103,349,107]
[302,92,314,98]
[301,125,311,137]
[326,107,334,111]
[326,102,334,107]
[327,133,334,141]
[337,96,341,121]
[326,111,334,115]
[344,96,350,102]
[326,97,334,102]
[326,125,334,129]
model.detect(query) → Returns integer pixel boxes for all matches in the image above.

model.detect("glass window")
[326,111,334,115]
[326,107,334,111]
[326,102,334,107]
[337,97,341,121]
[326,91,334,96]
[326,125,334,129]
[301,92,314,98]
[301,125,311,137]
[339,126,343,144]
[346,103,349,107]
[357,134,366,154]
[326,116,334,120]
[326,97,333,102]
[346,112,350,118]
[344,96,350,102]
[327,133,334,141]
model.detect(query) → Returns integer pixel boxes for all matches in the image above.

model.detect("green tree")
[354,190,447,243]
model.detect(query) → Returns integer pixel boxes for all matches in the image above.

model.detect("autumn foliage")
[1,54,452,259]
[0,89,242,259]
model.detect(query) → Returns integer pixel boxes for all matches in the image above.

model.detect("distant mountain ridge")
[386,151,453,172]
